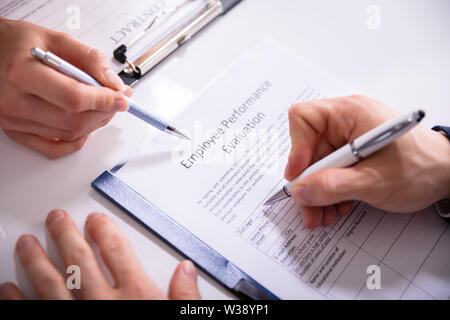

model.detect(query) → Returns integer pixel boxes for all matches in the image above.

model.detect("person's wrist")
[423,130,450,203]
[435,131,450,199]
[443,141,450,199]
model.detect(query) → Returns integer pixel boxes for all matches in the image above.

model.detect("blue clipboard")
[92,170,279,300]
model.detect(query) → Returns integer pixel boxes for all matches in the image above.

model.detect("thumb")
[284,143,314,181]
[168,261,201,300]
[291,167,374,207]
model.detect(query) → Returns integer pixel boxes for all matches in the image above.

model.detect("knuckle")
[100,234,123,255]
[55,32,74,43]
[66,116,87,135]
[36,275,62,293]
[126,279,149,298]
[288,101,314,123]
[6,62,23,85]
[94,90,108,110]
[348,94,366,101]
[98,88,116,110]
[64,82,88,112]
[86,213,108,234]
[315,172,336,200]
[337,95,366,115]
[61,129,79,142]
[344,94,369,108]
[88,48,107,63]
[66,244,91,263]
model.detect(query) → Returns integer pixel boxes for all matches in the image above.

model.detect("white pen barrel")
[353,112,418,158]
[285,144,356,193]
[277,110,423,202]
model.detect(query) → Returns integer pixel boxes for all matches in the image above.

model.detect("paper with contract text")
[114,38,450,299]
[1,0,213,72]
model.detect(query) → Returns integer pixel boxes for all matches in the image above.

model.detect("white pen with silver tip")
[264,109,426,206]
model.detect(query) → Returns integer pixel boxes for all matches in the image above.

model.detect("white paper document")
[112,38,450,299]
[4,1,448,299]
[1,0,209,71]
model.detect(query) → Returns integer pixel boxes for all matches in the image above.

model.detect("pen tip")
[263,189,291,206]
[176,129,191,141]
[166,125,191,141]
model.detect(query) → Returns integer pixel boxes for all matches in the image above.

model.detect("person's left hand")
[0,210,201,300]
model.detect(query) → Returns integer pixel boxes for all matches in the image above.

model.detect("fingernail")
[113,96,128,112]
[16,235,35,251]
[292,185,313,205]
[104,69,126,91]
[46,210,65,226]
[86,212,103,225]
[182,261,197,279]
[120,86,134,97]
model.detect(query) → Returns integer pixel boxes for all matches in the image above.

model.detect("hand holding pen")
[0,18,135,158]
[31,48,190,141]
[270,95,450,229]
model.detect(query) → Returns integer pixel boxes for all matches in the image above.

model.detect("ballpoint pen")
[264,109,426,206]
[30,47,190,141]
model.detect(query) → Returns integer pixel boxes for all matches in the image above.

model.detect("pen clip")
[356,117,413,154]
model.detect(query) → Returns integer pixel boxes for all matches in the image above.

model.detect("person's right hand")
[285,95,450,229]
[0,17,132,158]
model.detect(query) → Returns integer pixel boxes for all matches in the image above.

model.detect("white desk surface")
[1,0,449,299]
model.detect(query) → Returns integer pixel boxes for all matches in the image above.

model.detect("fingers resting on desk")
[0,210,201,300]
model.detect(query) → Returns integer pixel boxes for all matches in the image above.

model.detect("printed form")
[113,39,450,299]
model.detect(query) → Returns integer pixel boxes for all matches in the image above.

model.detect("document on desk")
[111,38,450,299]
[4,1,448,299]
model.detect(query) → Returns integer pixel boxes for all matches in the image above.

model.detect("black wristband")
[431,125,450,219]
[432,125,450,139]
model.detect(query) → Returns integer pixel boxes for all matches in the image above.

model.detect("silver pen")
[30,47,190,140]
[264,109,426,206]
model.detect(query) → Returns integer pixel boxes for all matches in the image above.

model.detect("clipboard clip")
[114,0,223,86]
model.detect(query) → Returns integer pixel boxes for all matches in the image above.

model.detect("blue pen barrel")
[125,98,169,131]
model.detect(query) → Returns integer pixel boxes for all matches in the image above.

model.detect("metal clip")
[116,0,223,86]
[357,118,413,154]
